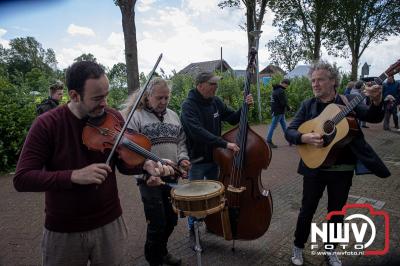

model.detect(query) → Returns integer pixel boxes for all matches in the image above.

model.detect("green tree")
[108,62,127,89]
[269,0,335,61]
[328,0,400,80]
[4,36,57,84]
[74,53,97,63]
[218,0,268,53]
[115,0,140,95]
[266,25,304,71]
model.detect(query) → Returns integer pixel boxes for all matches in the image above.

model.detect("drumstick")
[160,181,180,188]
[190,157,204,164]
[160,157,203,188]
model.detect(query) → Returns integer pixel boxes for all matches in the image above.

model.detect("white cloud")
[67,24,96,37]
[137,0,156,12]
[55,1,400,79]
[0,28,10,48]
[107,32,124,47]
[184,0,220,13]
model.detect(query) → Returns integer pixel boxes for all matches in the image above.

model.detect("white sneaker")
[325,251,342,266]
[291,246,304,265]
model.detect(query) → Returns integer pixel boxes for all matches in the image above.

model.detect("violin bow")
[105,53,163,165]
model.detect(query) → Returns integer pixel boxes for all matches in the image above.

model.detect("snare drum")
[171,180,225,218]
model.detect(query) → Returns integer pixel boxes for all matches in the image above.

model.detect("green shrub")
[108,87,128,109]
[169,74,194,114]
[0,79,36,171]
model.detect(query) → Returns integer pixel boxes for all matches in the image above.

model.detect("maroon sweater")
[14,105,140,232]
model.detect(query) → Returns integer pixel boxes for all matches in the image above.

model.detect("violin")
[82,111,184,178]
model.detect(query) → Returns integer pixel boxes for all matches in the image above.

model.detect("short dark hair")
[49,80,64,95]
[354,80,364,90]
[281,78,290,85]
[65,61,105,97]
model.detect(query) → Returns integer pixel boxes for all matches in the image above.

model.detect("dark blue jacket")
[181,89,241,163]
[285,94,390,178]
[270,84,289,115]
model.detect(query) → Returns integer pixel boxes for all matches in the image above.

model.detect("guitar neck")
[332,71,388,125]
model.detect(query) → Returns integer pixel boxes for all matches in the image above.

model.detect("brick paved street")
[1,122,399,266]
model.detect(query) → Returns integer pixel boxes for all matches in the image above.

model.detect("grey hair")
[121,77,171,118]
[308,60,341,90]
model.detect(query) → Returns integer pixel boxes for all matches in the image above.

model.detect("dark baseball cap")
[195,72,222,85]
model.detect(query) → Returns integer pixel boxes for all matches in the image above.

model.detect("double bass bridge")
[227,185,246,193]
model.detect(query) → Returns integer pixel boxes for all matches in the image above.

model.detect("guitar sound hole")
[323,120,335,135]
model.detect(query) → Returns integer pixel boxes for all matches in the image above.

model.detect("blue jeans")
[187,163,219,230]
[266,114,287,142]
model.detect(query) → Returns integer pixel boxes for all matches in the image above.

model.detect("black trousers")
[294,171,353,249]
[139,183,178,266]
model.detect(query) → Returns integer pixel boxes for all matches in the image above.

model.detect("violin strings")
[87,124,165,165]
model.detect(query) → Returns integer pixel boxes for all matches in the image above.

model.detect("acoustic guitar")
[297,60,400,169]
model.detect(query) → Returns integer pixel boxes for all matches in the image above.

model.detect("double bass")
[205,48,273,240]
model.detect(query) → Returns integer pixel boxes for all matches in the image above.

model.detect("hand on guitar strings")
[363,83,383,106]
[301,132,324,147]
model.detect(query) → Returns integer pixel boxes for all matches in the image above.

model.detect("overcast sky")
[0,0,399,78]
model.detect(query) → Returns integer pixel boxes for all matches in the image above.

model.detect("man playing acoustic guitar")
[285,60,390,266]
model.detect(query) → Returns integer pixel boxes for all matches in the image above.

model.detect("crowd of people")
[13,59,393,266]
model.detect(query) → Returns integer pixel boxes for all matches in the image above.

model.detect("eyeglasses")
[207,82,218,86]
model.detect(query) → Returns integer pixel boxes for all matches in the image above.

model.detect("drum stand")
[193,220,203,266]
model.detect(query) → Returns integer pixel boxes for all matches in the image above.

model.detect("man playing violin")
[123,77,190,266]
[14,61,174,266]
[285,60,390,266]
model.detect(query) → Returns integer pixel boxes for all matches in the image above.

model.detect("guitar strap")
[338,94,357,117]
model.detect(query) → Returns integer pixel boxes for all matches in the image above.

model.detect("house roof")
[178,60,233,77]
[285,65,311,79]
[233,70,246,78]
[260,64,285,76]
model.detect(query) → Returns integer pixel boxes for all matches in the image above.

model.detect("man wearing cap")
[180,71,253,245]
[266,78,291,148]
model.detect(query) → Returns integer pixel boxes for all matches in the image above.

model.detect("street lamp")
[250,30,263,123]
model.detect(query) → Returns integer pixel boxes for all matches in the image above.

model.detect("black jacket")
[36,97,59,115]
[181,89,241,163]
[285,94,390,178]
[270,84,289,115]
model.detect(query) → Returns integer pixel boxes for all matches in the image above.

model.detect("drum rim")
[171,180,225,200]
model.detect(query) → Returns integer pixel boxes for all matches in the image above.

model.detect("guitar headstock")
[375,59,400,85]
[385,60,400,77]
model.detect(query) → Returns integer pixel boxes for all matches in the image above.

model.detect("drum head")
[173,180,222,197]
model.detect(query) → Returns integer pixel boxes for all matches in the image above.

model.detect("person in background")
[36,80,64,115]
[350,80,368,128]
[343,81,355,95]
[266,78,291,148]
[382,75,400,130]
